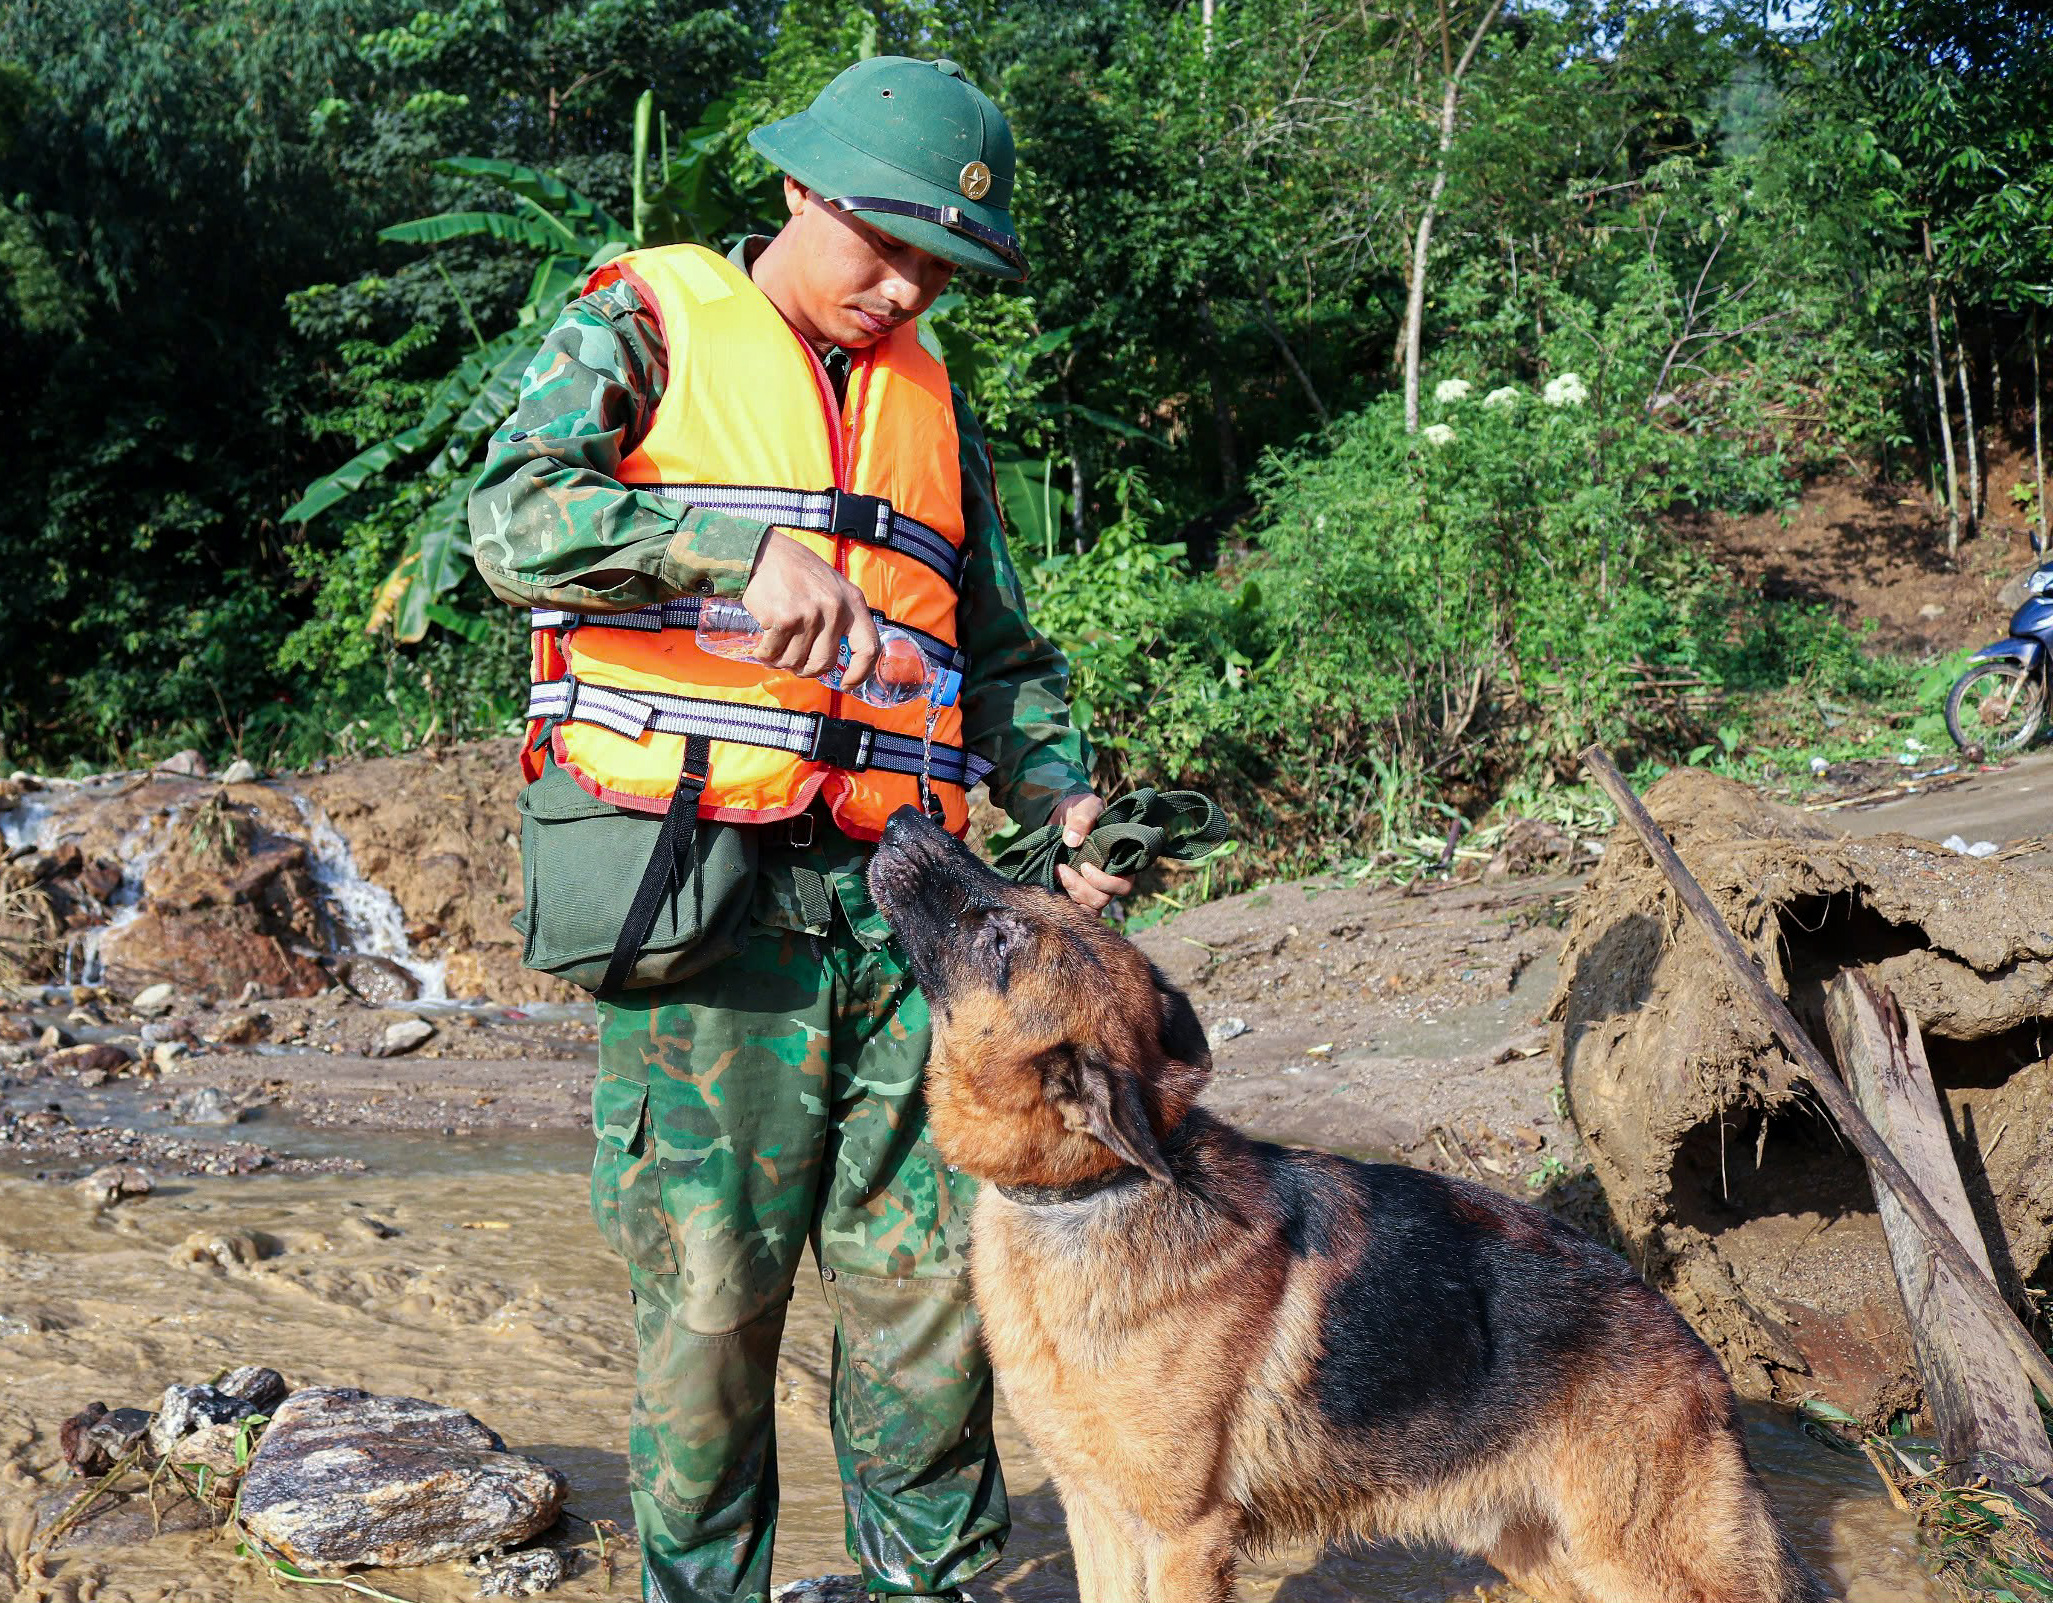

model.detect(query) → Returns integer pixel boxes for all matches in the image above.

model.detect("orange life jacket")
[523,243,986,840]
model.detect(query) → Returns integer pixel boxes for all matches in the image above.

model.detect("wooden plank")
[1826,970,2053,1501]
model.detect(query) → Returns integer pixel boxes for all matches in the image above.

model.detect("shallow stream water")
[0,1123,1942,1601]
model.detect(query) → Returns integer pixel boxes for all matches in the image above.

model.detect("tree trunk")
[1400,0,1506,434]
[1194,293,1241,493]
[2035,308,2047,549]
[1922,220,1962,558]
[1955,323,1981,528]
[1069,444,1088,544]
[1256,284,1330,427]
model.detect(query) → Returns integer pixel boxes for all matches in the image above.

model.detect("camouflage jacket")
[470,240,1094,946]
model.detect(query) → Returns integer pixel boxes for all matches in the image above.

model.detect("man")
[469,56,1129,1603]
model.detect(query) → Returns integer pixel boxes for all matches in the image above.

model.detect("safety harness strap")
[526,678,993,789]
[530,601,966,674]
[600,733,712,996]
[640,483,966,589]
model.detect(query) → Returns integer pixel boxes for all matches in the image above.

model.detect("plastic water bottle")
[696,598,959,708]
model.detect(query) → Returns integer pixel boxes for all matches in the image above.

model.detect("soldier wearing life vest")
[469,57,1128,1603]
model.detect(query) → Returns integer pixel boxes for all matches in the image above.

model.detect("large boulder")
[1551,769,2053,1423]
[100,908,328,1000]
[236,1387,565,1574]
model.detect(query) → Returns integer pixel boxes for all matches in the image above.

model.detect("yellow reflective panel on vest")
[540,243,970,838]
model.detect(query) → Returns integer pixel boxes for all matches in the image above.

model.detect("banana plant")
[287,93,772,643]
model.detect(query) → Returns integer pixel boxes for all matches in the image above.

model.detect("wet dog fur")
[868,807,1830,1603]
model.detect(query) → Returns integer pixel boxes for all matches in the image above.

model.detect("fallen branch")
[17,1444,146,1578]
[1579,745,2053,1409]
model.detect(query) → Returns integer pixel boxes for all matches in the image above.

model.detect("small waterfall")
[1,780,175,986]
[1,784,67,855]
[64,807,178,987]
[291,798,448,1000]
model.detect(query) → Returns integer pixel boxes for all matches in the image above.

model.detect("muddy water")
[0,1138,1939,1602]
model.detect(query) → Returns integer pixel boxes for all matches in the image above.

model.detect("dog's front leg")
[1141,1507,1241,1603]
[1064,1488,1145,1603]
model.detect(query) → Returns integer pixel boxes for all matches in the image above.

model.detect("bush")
[1031,370,1912,885]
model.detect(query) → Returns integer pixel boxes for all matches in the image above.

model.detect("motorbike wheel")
[1944,662,2046,757]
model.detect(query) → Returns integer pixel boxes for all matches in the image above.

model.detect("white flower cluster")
[1482,385,1520,409]
[1433,378,1473,403]
[1543,372,1589,407]
[1421,423,1457,446]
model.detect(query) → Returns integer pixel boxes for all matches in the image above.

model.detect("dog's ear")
[1049,1048,1173,1184]
[1150,961,1211,1068]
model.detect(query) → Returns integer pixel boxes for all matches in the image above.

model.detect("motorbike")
[1946,529,2053,757]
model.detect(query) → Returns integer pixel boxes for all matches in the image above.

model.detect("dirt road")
[1839,749,2053,848]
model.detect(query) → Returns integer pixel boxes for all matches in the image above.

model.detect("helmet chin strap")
[827,195,1029,279]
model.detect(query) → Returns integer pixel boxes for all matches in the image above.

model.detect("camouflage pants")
[592,925,1007,1602]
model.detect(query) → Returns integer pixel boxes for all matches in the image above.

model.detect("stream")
[0,1106,1943,1601]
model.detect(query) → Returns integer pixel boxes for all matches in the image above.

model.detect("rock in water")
[334,952,420,1004]
[148,1383,256,1460]
[467,1547,567,1597]
[74,1166,153,1207]
[221,757,259,784]
[218,1364,289,1411]
[238,1388,566,1574]
[170,1086,242,1125]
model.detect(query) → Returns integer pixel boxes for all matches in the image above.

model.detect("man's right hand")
[739,531,880,688]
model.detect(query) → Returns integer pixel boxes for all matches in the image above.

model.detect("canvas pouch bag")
[513,755,757,992]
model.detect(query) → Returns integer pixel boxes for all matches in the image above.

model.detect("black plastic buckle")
[828,489,893,544]
[808,715,872,771]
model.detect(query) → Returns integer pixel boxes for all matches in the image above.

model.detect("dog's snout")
[879,804,951,859]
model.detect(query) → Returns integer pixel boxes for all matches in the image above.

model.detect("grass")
[1858,1434,2053,1601]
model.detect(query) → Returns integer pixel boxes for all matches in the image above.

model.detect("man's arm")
[468,281,769,611]
[952,392,1097,833]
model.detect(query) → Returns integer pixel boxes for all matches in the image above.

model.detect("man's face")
[779,178,957,349]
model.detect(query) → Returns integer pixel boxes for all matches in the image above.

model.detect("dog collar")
[996,1166,1143,1207]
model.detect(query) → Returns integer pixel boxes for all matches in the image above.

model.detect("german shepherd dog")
[868,809,1828,1603]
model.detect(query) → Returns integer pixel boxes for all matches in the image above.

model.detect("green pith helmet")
[749,56,1028,282]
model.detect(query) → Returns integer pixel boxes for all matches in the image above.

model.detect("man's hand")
[1051,793,1134,914]
[740,530,880,687]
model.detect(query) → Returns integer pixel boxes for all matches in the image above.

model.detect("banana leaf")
[287,325,535,523]
[283,425,436,524]
[378,210,575,254]
[439,326,553,471]
[434,156,631,245]
[521,253,584,319]
[990,448,1071,561]
[384,480,475,643]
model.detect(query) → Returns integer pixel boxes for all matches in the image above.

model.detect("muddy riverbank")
[0,1142,1940,1603]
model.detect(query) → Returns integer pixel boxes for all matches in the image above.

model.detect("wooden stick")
[1828,972,2053,1503]
[1579,745,2053,1407]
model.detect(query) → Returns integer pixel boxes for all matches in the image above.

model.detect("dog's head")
[869,806,1212,1190]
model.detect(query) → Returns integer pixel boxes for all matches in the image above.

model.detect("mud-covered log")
[1578,746,2053,1414]
[1827,973,2053,1517]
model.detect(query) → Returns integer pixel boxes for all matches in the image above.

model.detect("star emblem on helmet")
[959,161,992,201]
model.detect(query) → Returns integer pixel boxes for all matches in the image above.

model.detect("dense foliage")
[1,0,2047,877]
